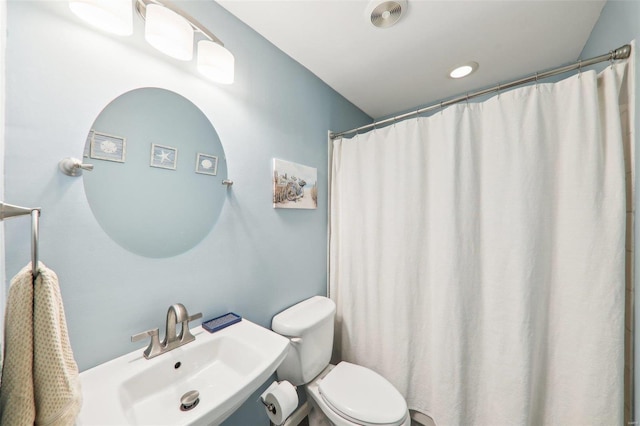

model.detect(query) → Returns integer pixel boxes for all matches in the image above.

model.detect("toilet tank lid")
[272,296,336,337]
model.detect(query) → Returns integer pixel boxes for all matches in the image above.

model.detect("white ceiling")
[217,0,606,119]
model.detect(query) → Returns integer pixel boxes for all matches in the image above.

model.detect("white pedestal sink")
[77,319,290,425]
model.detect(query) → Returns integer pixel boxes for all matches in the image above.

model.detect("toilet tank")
[271,296,336,386]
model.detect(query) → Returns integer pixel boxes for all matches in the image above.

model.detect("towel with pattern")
[0,262,82,425]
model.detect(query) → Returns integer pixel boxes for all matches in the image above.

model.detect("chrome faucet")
[131,303,203,359]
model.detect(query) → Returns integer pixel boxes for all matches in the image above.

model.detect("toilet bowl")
[306,363,410,426]
[271,296,410,426]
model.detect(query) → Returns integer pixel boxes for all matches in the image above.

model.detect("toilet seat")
[318,362,408,426]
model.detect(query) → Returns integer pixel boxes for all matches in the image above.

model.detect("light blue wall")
[4,1,370,424]
[580,0,640,420]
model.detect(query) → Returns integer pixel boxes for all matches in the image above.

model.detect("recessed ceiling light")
[449,61,479,79]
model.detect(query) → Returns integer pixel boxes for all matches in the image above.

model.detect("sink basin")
[77,319,290,425]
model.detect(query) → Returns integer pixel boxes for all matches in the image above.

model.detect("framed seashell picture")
[195,153,218,176]
[90,131,126,163]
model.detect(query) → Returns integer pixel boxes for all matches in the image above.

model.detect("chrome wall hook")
[59,157,94,177]
[222,179,233,186]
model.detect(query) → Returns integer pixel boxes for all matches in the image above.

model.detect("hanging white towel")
[0,263,82,426]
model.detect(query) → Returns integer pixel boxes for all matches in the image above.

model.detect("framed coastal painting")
[150,144,177,170]
[90,131,126,163]
[272,158,317,209]
[195,153,218,176]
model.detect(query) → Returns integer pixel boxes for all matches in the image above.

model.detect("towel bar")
[0,202,41,279]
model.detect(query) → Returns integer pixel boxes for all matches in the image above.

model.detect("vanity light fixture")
[144,3,194,61]
[197,40,235,85]
[449,61,479,79]
[68,0,133,36]
[69,0,235,84]
[135,0,235,83]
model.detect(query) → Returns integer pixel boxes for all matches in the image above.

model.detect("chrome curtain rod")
[330,44,632,140]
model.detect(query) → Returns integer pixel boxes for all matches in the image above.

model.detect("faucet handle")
[131,328,159,342]
[188,312,203,322]
[131,328,163,359]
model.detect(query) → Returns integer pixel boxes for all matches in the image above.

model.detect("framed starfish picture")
[150,143,177,170]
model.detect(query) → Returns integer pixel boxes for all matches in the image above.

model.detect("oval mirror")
[82,88,227,258]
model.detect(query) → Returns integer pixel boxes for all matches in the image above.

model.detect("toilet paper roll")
[260,380,298,425]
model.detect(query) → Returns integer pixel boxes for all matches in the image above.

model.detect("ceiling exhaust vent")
[366,0,408,29]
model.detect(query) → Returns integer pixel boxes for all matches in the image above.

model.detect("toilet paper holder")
[261,398,277,415]
[260,383,297,413]
[259,380,298,420]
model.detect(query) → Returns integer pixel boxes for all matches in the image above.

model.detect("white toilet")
[272,296,410,426]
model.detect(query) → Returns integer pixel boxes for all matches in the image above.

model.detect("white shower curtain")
[329,58,634,425]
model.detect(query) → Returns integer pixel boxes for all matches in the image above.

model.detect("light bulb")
[69,0,133,36]
[144,4,194,61]
[449,62,479,79]
[197,40,235,84]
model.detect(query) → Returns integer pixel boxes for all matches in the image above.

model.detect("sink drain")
[180,390,200,412]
